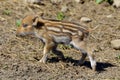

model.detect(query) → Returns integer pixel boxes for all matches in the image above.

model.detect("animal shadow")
[83,61,114,72]
[47,56,115,71]
[47,56,78,63]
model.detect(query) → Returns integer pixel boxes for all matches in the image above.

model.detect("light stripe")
[63,25,78,31]
[46,26,61,32]
[62,29,77,35]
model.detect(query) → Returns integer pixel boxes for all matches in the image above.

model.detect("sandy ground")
[0,0,120,80]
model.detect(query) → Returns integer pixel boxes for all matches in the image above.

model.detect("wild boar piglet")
[16,15,96,71]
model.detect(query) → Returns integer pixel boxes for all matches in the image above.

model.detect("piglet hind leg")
[71,39,87,65]
[87,47,96,71]
[71,39,96,71]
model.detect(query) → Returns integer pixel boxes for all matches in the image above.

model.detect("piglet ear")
[32,15,39,26]
[32,16,44,29]
[32,15,39,22]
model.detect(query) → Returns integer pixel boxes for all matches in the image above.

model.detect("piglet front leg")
[39,41,55,63]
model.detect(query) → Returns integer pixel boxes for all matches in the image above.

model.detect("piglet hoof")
[78,60,85,66]
[91,65,96,71]
[39,58,47,63]
[73,61,83,66]
[58,56,65,61]
[91,61,96,71]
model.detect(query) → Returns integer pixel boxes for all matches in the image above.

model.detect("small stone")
[25,0,41,4]
[113,0,120,8]
[80,17,92,23]
[111,39,120,50]
[61,6,68,12]
[106,14,113,18]
[75,0,84,4]
[0,16,6,21]
[50,0,62,4]
[75,0,80,3]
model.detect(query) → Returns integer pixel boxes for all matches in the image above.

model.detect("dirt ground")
[0,0,120,80]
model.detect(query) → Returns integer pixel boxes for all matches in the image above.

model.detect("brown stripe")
[62,29,77,35]
[39,17,89,34]
[63,26,78,31]
[41,18,87,31]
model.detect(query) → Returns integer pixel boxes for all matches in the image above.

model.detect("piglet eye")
[23,24,28,27]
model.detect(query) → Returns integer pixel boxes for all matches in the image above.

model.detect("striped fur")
[16,15,96,71]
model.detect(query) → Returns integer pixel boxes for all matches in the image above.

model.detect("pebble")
[113,0,120,8]
[75,0,81,3]
[50,0,62,4]
[106,14,113,18]
[111,39,120,50]
[61,6,68,12]
[0,16,6,21]
[80,17,92,23]
[25,0,41,4]
[75,0,84,4]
